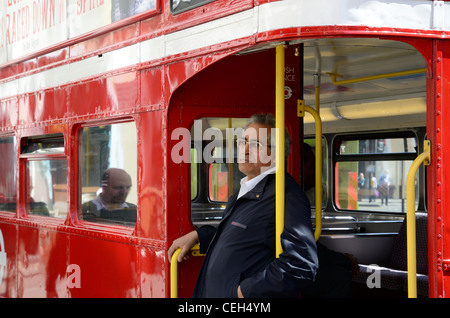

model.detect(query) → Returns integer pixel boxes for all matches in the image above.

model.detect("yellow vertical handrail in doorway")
[170,244,203,298]
[170,248,182,298]
[406,140,430,298]
[298,101,323,241]
[275,44,285,258]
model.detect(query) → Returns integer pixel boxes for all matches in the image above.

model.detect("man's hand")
[237,285,244,298]
[168,230,199,263]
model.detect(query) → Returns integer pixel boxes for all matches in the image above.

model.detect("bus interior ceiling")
[301,38,426,135]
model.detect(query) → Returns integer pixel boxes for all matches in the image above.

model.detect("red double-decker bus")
[0,0,449,298]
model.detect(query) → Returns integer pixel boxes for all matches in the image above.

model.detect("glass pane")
[304,138,327,209]
[21,134,64,154]
[209,162,243,202]
[27,159,67,218]
[0,136,17,213]
[79,122,137,226]
[191,117,247,226]
[338,137,417,155]
[335,160,417,213]
[171,0,215,14]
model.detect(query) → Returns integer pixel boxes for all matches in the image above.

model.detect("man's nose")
[241,144,250,157]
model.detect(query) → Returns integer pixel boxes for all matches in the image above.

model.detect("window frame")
[25,157,68,218]
[189,116,247,226]
[19,133,68,220]
[304,136,328,210]
[0,134,18,215]
[333,131,418,163]
[77,119,138,229]
[332,130,419,214]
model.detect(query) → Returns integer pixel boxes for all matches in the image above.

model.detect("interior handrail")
[327,68,426,86]
[298,101,323,241]
[406,140,430,298]
[170,244,202,298]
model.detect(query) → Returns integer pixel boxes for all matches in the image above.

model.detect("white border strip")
[139,8,257,63]
[0,0,448,100]
[0,9,258,100]
[258,0,440,32]
[3,44,141,98]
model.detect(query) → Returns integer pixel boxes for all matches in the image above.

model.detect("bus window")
[304,137,328,209]
[334,133,418,213]
[191,117,246,226]
[79,122,137,226]
[27,159,67,218]
[0,136,17,213]
[208,161,242,202]
[21,134,67,218]
[171,0,215,14]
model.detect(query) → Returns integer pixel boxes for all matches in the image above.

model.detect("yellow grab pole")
[170,244,203,298]
[298,101,323,241]
[328,68,426,86]
[306,105,322,241]
[406,140,430,298]
[314,76,321,240]
[275,44,285,258]
[315,86,320,114]
[227,118,234,198]
[170,248,182,298]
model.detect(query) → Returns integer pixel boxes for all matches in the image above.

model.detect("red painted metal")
[430,39,450,298]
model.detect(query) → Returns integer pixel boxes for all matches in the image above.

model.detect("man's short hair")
[245,113,292,159]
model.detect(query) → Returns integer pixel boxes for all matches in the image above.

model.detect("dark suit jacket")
[193,173,318,298]
[82,200,137,224]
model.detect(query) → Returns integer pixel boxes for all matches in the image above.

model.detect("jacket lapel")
[219,174,272,224]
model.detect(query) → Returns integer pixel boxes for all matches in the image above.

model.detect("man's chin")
[239,162,261,175]
[238,162,251,173]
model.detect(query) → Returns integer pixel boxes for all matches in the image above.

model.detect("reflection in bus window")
[79,122,137,226]
[27,159,68,218]
[0,136,17,213]
[334,135,418,213]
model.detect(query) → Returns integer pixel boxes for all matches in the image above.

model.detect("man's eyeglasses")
[237,138,271,149]
[109,185,132,191]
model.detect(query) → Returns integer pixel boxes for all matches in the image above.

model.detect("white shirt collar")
[92,196,129,210]
[237,166,276,199]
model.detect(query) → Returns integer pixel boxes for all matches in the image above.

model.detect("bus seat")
[353,212,428,297]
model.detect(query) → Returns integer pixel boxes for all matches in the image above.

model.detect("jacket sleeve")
[239,184,319,298]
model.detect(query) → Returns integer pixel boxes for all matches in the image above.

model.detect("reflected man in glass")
[82,168,137,224]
